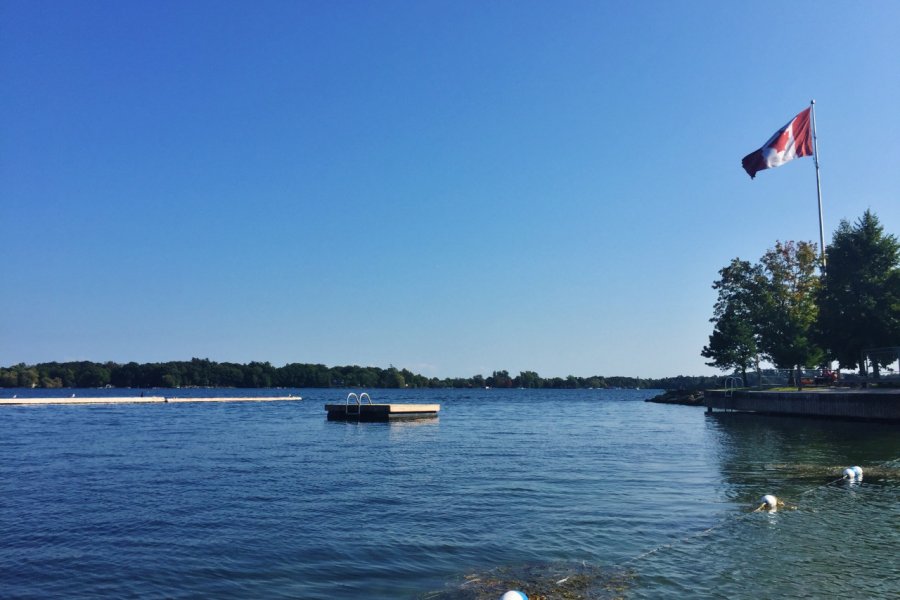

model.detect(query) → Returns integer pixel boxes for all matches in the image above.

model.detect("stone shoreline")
[645,389,705,406]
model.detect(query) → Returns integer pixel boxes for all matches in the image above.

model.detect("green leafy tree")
[111,362,143,387]
[486,370,513,388]
[0,368,19,387]
[702,258,762,383]
[516,370,542,388]
[756,241,823,386]
[76,363,111,387]
[817,210,900,374]
[703,308,758,384]
[381,367,406,388]
[585,376,606,388]
[244,361,274,387]
[19,366,39,388]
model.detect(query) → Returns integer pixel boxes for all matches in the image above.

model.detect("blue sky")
[2,1,899,379]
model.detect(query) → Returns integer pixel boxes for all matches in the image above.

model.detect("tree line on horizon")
[702,210,900,384]
[0,358,720,391]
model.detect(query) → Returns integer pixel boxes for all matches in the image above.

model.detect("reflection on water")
[326,416,441,429]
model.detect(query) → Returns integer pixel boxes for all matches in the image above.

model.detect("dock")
[0,395,302,406]
[165,396,301,403]
[0,396,168,405]
[705,388,900,421]
[325,403,440,421]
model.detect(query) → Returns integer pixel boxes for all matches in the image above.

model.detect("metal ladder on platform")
[344,392,372,416]
[725,376,743,398]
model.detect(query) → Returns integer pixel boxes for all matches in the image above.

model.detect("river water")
[1,388,897,598]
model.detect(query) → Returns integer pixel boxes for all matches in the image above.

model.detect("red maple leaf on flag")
[770,125,792,153]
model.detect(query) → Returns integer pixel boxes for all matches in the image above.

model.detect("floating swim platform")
[0,395,302,406]
[325,392,439,421]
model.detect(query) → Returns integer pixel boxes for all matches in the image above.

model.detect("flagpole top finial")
[810,99,816,105]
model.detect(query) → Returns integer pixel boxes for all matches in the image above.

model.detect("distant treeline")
[0,359,721,391]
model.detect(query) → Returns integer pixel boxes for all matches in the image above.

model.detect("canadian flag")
[742,107,813,179]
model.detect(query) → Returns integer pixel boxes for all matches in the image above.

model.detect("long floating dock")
[0,395,302,406]
[325,403,440,421]
[166,396,301,403]
[705,388,900,421]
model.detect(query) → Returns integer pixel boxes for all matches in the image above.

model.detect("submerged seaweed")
[422,561,635,600]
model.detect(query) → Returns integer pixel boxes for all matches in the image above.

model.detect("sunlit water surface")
[1,388,897,598]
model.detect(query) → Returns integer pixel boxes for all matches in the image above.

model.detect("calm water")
[1,388,898,599]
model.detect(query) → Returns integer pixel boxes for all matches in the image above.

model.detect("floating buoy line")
[842,465,864,481]
[427,459,898,600]
[619,460,895,570]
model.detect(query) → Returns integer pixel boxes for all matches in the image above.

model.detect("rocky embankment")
[645,389,705,406]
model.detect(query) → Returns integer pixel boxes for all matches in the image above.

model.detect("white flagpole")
[810,99,826,268]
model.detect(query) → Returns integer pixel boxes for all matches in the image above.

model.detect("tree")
[702,258,762,383]
[244,361,274,387]
[756,241,823,386]
[486,370,512,388]
[111,362,143,387]
[817,210,900,374]
[381,367,406,388]
[76,363,111,387]
[19,366,39,388]
[703,308,758,383]
[516,370,542,388]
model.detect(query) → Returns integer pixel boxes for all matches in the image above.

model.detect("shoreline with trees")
[8,213,894,397]
[702,210,900,386]
[0,359,719,392]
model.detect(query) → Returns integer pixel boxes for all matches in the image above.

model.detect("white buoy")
[760,494,778,510]
[501,592,528,600]
[844,466,863,481]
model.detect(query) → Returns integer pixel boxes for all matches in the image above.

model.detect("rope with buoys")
[841,465,864,482]
[453,460,898,600]
[619,505,759,567]
[618,459,894,570]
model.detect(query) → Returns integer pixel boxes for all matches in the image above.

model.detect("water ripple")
[1,389,897,599]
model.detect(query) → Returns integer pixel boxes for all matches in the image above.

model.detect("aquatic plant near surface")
[423,562,635,600]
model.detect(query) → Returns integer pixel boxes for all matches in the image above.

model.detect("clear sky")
[2,1,899,379]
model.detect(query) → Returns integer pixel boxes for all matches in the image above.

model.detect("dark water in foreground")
[1,388,898,599]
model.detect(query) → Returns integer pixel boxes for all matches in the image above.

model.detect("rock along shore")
[645,389,705,406]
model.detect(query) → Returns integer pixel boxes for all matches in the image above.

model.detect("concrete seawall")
[705,389,900,421]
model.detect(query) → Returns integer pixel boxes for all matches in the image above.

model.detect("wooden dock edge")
[325,403,440,421]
